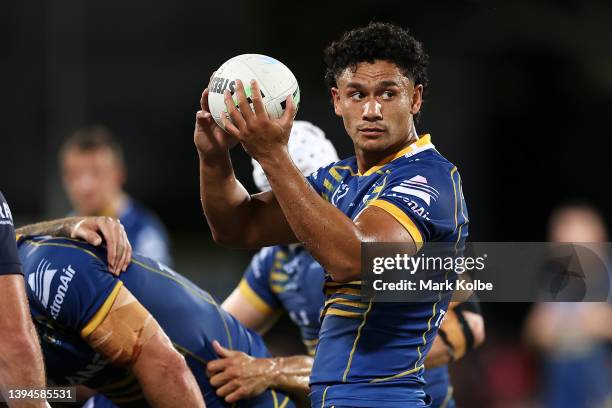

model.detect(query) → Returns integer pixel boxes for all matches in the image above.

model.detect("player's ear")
[410,84,423,115]
[331,88,342,117]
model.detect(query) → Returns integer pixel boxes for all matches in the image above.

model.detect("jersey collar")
[359,134,434,176]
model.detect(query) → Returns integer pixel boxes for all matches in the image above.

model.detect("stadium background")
[2,0,611,406]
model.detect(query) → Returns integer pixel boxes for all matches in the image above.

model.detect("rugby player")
[60,125,172,265]
[195,22,469,407]
[210,122,484,408]
[16,234,296,408]
[1,191,47,408]
[1,191,130,407]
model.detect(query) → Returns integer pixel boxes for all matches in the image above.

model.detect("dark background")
[2,1,611,405]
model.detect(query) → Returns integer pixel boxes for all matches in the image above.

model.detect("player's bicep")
[354,205,419,253]
[83,285,162,367]
[222,284,282,335]
[246,191,297,247]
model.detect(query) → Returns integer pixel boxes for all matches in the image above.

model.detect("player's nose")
[361,99,383,121]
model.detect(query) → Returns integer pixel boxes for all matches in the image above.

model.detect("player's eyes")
[350,92,364,101]
[382,91,394,100]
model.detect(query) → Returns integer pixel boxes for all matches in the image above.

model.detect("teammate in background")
[17,234,297,408]
[524,203,612,408]
[60,125,172,265]
[212,122,484,408]
[195,22,468,407]
[1,189,130,407]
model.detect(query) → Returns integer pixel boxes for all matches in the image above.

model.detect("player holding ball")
[195,22,469,408]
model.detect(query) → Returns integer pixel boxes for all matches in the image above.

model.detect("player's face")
[331,60,422,155]
[61,147,124,215]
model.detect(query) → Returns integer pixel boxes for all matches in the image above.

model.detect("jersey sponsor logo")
[28,259,58,308]
[0,201,14,225]
[49,264,77,319]
[386,192,432,220]
[331,183,350,206]
[391,175,439,205]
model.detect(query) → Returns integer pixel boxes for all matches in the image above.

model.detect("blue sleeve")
[0,192,22,276]
[27,243,120,333]
[306,164,333,196]
[240,247,281,313]
[368,163,460,243]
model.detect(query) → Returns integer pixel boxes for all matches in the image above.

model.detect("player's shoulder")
[0,191,14,226]
[390,149,460,190]
[18,236,108,271]
[247,245,290,277]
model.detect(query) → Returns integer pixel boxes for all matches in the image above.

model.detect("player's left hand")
[221,79,296,162]
[70,216,132,276]
[206,340,275,403]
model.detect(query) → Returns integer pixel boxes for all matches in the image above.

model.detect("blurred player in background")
[60,125,172,265]
[212,121,484,408]
[17,234,298,408]
[195,22,468,407]
[524,203,612,408]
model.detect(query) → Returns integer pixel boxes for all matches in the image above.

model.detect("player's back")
[18,236,293,408]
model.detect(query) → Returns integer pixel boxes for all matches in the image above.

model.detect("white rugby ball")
[207,54,300,131]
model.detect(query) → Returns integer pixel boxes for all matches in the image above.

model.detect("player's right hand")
[71,216,132,276]
[194,84,239,158]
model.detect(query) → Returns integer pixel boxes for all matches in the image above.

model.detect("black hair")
[324,22,429,121]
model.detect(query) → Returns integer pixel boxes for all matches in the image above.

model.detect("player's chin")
[356,134,392,152]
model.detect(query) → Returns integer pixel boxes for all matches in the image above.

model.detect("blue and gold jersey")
[239,245,326,355]
[306,135,469,407]
[17,236,294,408]
[0,191,21,276]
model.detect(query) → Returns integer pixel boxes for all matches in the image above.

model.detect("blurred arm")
[222,284,282,335]
[0,275,47,408]
[84,286,205,408]
[425,309,485,368]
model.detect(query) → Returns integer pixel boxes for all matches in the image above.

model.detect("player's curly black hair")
[324,22,429,120]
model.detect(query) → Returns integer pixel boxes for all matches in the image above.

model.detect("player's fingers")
[223,90,247,131]
[234,79,254,122]
[72,225,102,246]
[206,357,228,374]
[250,80,267,118]
[220,109,241,138]
[216,380,240,398]
[98,217,119,273]
[213,340,237,358]
[279,93,297,128]
[118,225,132,272]
[208,370,234,387]
[225,388,249,403]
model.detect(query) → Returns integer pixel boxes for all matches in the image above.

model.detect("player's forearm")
[0,333,47,400]
[259,150,362,282]
[198,152,256,246]
[268,355,312,406]
[134,346,205,408]
[0,279,46,406]
[15,217,81,238]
